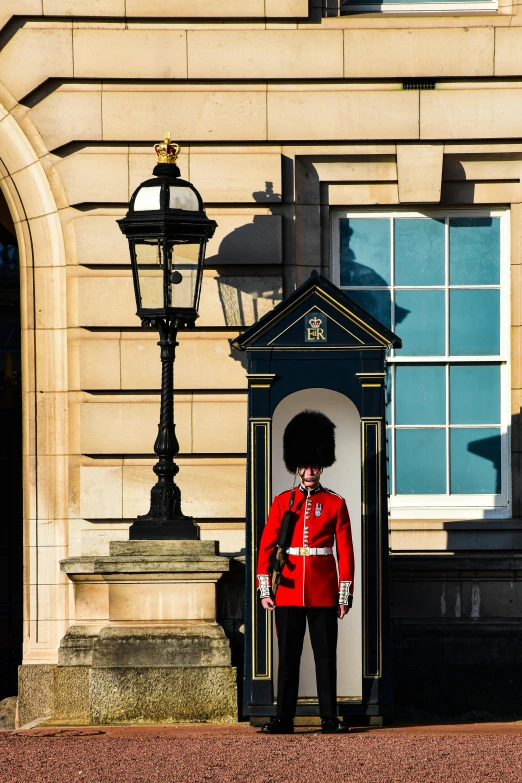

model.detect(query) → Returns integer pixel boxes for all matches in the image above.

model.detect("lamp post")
[117,133,217,540]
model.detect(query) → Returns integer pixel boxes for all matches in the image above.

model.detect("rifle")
[269,488,303,595]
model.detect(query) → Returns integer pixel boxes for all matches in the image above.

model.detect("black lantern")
[117,133,217,540]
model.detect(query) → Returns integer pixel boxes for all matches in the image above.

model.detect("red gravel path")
[2,724,522,783]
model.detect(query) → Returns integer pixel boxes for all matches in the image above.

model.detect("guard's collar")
[299,483,322,496]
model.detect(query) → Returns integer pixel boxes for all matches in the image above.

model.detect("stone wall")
[0,2,522,705]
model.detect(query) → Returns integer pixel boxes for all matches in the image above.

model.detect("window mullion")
[390,219,396,494]
[390,218,395,358]
[445,218,450,496]
[446,364,450,496]
[391,365,396,497]
[445,217,450,359]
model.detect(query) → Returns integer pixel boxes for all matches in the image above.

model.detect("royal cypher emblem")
[305,311,327,343]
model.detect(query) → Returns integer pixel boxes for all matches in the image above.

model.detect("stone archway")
[0,190,22,699]
[0,95,69,687]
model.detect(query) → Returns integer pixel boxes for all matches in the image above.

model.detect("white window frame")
[331,208,511,520]
[340,0,498,12]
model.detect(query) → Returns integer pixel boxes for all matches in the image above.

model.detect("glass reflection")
[340,218,390,287]
[135,240,163,309]
[395,428,446,494]
[394,218,445,286]
[449,289,500,356]
[449,217,500,286]
[168,243,200,310]
[450,428,501,494]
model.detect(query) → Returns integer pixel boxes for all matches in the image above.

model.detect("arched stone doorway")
[0,191,22,699]
[0,95,69,714]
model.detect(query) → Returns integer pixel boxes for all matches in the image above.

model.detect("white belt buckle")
[298,547,310,556]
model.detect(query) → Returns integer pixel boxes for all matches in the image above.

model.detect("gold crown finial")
[154,132,180,165]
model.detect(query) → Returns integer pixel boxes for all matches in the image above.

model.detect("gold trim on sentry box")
[245,346,385,352]
[267,305,364,347]
[251,419,272,681]
[237,286,393,349]
[317,289,392,346]
[361,419,383,680]
[296,696,363,704]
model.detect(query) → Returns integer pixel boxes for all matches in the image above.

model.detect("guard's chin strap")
[297,467,323,481]
[287,469,299,510]
[297,467,323,496]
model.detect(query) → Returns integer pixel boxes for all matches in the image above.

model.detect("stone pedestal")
[19,540,237,725]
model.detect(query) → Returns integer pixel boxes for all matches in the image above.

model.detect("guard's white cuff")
[257,574,271,599]
[339,581,353,606]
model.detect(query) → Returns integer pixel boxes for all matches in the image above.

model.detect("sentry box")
[232,271,401,725]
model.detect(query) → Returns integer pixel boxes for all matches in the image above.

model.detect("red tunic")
[256,485,355,607]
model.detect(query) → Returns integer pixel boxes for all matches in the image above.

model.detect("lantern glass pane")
[136,240,163,309]
[168,242,201,310]
[168,186,199,211]
[134,186,161,211]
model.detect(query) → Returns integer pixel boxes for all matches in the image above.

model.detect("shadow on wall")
[206,180,281,272]
[340,221,410,327]
[440,159,476,204]
[205,182,284,371]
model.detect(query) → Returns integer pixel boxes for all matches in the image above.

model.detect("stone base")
[30,538,240,725]
[58,625,104,667]
[90,666,237,724]
[18,665,90,727]
[18,663,237,725]
[0,697,18,729]
[91,624,233,668]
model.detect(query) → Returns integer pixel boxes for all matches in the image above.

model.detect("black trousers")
[275,606,338,720]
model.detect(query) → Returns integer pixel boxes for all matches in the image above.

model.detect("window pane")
[339,218,390,286]
[340,0,492,5]
[450,428,501,494]
[395,429,446,494]
[450,365,500,425]
[168,185,199,211]
[449,218,500,285]
[133,186,161,211]
[395,365,445,425]
[348,289,391,329]
[395,289,445,356]
[135,241,163,309]
[449,289,500,356]
[169,242,199,309]
[394,218,445,286]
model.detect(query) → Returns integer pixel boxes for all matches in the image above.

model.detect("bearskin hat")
[283,410,336,474]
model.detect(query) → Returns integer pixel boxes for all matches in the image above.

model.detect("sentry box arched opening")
[232,271,401,725]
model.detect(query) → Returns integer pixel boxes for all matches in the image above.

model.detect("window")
[340,0,497,11]
[332,211,510,518]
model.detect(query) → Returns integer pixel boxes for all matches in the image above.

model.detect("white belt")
[286,547,333,556]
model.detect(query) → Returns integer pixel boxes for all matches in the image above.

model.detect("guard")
[256,410,355,734]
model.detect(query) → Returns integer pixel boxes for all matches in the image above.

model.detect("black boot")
[321,717,348,734]
[261,717,294,735]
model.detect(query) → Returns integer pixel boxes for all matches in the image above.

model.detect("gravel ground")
[1,724,522,783]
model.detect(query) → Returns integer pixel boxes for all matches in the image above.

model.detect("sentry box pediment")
[231,270,400,354]
[233,272,401,724]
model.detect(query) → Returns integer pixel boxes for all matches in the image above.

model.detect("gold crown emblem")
[309,316,322,328]
[154,132,181,165]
